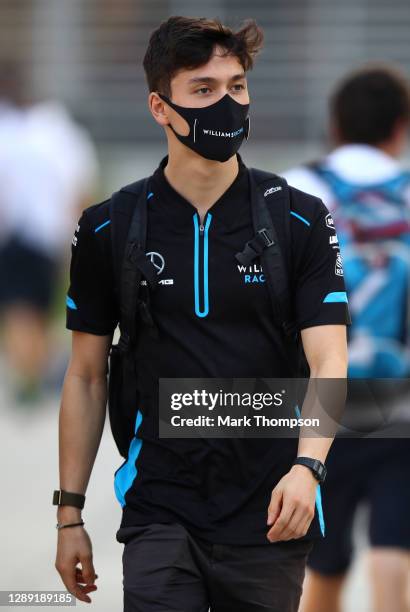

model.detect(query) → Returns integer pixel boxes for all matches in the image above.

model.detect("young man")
[54,17,350,612]
[284,66,410,612]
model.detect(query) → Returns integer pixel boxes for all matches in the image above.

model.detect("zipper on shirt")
[193,211,212,318]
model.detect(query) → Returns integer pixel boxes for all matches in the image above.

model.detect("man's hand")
[55,523,98,604]
[266,464,318,542]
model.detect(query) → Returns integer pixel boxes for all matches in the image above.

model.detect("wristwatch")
[293,457,327,484]
[52,489,85,509]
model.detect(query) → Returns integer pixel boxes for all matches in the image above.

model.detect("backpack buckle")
[258,228,275,247]
[235,228,275,266]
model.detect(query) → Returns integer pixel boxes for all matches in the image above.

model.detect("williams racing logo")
[237,263,265,284]
[203,127,244,138]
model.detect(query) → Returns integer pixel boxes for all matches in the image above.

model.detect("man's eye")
[232,83,245,91]
[196,87,211,95]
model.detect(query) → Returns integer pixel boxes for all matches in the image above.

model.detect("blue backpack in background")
[309,163,410,378]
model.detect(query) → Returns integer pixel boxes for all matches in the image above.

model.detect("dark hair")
[143,16,264,96]
[331,65,410,145]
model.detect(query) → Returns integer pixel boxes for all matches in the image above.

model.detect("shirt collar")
[151,154,249,228]
[326,144,401,183]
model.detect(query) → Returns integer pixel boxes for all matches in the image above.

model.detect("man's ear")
[390,117,410,149]
[148,92,170,127]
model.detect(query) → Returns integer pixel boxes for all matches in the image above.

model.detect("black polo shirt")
[66,155,350,545]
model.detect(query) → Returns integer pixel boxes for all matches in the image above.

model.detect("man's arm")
[266,324,348,542]
[55,330,112,603]
[296,323,348,459]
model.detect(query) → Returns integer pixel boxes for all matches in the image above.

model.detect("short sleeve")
[65,207,119,335]
[292,197,352,330]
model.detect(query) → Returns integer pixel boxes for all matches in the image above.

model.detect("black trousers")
[118,522,313,612]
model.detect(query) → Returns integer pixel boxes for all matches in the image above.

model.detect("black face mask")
[158,93,250,162]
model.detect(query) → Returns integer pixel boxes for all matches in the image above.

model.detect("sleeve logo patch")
[325,213,335,229]
[72,223,80,247]
[335,251,344,276]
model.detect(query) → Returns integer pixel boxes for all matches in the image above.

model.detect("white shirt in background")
[283,143,410,210]
[0,100,99,257]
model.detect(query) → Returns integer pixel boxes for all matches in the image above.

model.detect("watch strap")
[52,489,85,509]
[293,457,327,483]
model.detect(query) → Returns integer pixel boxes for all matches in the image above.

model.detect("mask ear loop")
[244,116,250,141]
[158,92,198,142]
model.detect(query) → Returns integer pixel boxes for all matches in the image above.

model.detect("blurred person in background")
[0,62,99,404]
[284,66,410,612]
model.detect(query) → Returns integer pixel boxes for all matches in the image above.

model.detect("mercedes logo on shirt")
[146,251,165,275]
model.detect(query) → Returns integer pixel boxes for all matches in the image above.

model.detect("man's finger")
[80,555,97,585]
[300,513,315,538]
[267,498,296,541]
[59,566,94,603]
[279,506,307,540]
[75,567,99,584]
[75,568,98,577]
[267,487,282,526]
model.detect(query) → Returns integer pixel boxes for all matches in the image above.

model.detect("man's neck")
[334,138,401,160]
[164,147,239,218]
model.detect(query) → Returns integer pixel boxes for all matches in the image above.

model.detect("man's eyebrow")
[230,73,247,81]
[187,73,246,85]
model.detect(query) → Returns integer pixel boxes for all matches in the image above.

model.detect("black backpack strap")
[247,168,310,377]
[239,168,296,339]
[109,177,159,352]
[108,178,159,458]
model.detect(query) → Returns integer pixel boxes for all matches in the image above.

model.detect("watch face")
[295,457,326,482]
[309,460,324,482]
[316,462,326,482]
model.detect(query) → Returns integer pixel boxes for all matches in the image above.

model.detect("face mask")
[158,92,250,162]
